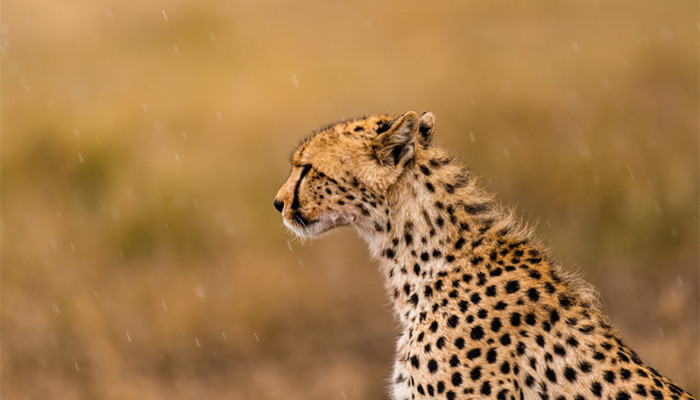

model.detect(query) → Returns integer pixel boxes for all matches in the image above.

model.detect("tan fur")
[274,111,694,400]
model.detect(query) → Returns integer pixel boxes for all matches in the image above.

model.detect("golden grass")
[3,0,698,398]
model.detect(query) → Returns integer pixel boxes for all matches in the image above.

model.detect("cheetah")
[273,111,695,400]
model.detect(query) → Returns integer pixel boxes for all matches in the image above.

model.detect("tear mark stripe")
[291,164,312,210]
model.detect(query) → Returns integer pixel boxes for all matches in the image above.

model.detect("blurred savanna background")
[3,0,698,398]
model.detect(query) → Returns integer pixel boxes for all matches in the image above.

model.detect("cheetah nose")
[273,198,284,213]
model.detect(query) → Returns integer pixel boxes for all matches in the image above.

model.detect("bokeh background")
[3,1,698,399]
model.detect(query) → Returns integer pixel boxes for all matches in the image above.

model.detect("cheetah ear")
[374,111,419,167]
[418,111,435,148]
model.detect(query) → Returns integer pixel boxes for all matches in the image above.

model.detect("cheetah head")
[274,111,435,238]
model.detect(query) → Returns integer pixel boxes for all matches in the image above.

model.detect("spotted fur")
[274,111,695,400]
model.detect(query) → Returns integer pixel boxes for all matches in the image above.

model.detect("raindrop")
[626,164,635,180]
[195,337,201,347]
[502,147,510,158]
[195,285,206,301]
[221,331,228,341]
[161,300,168,311]
[52,303,61,314]
[74,128,81,138]
[209,33,217,42]
[291,73,299,88]
[161,9,168,21]
[164,223,169,229]
[74,362,80,372]
[653,202,663,216]
[342,392,347,400]
[181,131,188,140]
[469,132,475,143]
[254,333,260,342]
[174,153,181,163]
[77,153,85,164]
[287,240,293,252]
[142,104,148,112]
[172,45,180,56]
[572,41,580,52]
[298,258,305,267]
[104,7,114,20]
[49,239,58,251]
[92,290,99,298]
[216,111,222,120]
[24,85,31,93]
[70,242,75,252]
[126,332,132,343]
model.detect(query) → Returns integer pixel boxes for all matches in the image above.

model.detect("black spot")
[446,391,456,400]
[495,301,507,310]
[410,355,420,368]
[425,182,435,192]
[470,366,482,381]
[525,313,536,325]
[427,384,434,396]
[620,369,631,380]
[447,315,459,328]
[491,318,502,332]
[535,335,545,347]
[458,300,468,312]
[486,348,497,363]
[437,381,445,394]
[419,164,432,176]
[421,252,430,261]
[451,372,463,387]
[635,385,648,397]
[436,336,446,349]
[604,370,616,384]
[429,321,438,332]
[527,288,540,302]
[449,354,459,367]
[617,391,631,400]
[650,390,663,400]
[505,280,520,293]
[454,337,465,349]
[564,367,577,382]
[510,312,522,327]
[558,294,573,309]
[466,348,481,360]
[525,374,535,387]
[464,202,489,215]
[485,285,497,297]
[455,237,466,250]
[470,293,482,304]
[384,249,395,259]
[489,267,503,277]
[549,310,560,324]
[579,361,592,373]
[425,285,434,297]
[553,344,565,356]
[481,381,492,396]
[408,293,418,305]
[545,367,557,383]
[500,334,511,346]
[591,382,603,397]
[445,254,455,262]
[428,359,438,373]
[470,326,484,340]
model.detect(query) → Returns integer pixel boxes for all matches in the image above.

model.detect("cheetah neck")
[356,154,521,326]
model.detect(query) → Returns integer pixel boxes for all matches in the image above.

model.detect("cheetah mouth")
[285,210,357,237]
